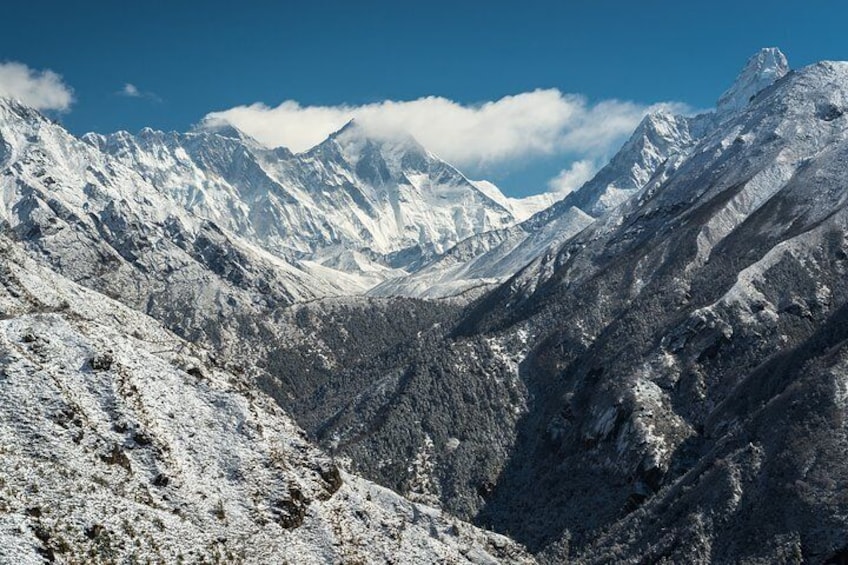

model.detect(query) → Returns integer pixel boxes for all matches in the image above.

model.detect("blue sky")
[1,0,846,196]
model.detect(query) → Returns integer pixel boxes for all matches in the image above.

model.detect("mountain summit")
[717,47,790,114]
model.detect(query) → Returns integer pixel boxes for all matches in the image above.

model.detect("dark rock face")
[316,461,343,497]
[272,487,309,529]
[89,351,114,371]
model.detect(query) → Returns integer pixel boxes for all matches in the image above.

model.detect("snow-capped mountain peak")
[717,47,790,115]
[307,118,435,181]
[0,96,46,120]
[192,115,274,148]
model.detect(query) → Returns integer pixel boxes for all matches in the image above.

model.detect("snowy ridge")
[472,179,556,222]
[371,110,702,298]
[372,50,792,298]
[0,96,349,302]
[0,49,794,304]
[507,52,848,301]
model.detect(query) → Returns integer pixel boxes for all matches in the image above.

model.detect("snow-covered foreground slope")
[0,235,532,563]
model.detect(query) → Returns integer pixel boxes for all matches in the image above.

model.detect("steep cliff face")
[716,46,790,115]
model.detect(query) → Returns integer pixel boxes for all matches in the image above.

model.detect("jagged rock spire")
[717,47,790,114]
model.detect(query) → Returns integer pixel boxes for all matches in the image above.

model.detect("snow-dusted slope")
[454,53,848,562]
[0,233,532,564]
[558,111,708,217]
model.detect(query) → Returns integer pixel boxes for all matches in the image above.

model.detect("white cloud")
[118,82,161,102]
[121,83,141,97]
[202,91,690,181]
[547,159,598,195]
[0,61,73,111]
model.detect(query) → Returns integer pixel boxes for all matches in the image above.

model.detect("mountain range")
[3,46,848,563]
